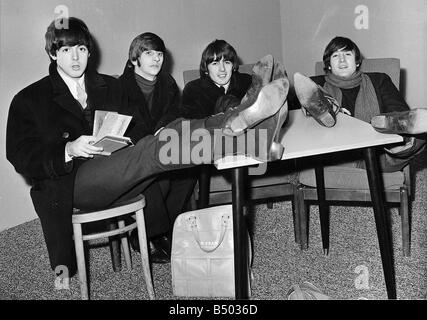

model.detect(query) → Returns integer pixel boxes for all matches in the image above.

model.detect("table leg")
[198,165,211,208]
[315,159,330,255]
[363,147,397,299]
[231,167,250,299]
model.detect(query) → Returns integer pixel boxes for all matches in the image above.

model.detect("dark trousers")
[73,118,206,209]
[140,170,197,239]
[42,118,204,274]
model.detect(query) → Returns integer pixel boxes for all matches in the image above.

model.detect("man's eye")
[225,61,232,65]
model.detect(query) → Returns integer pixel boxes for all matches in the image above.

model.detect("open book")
[92,110,133,156]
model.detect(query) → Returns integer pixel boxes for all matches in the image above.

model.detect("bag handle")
[188,214,230,253]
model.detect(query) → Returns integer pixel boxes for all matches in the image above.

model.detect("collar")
[56,67,86,100]
[214,81,230,93]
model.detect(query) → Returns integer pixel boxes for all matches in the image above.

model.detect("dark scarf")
[323,70,379,123]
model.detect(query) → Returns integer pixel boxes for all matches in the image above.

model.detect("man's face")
[330,48,357,78]
[50,45,89,80]
[133,50,164,81]
[207,56,233,86]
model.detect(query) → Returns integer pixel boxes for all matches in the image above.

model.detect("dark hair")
[199,39,239,78]
[128,32,165,64]
[322,36,362,73]
[45,17,93,59]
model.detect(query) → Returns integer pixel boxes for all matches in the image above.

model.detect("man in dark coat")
[6,17,290,279]
[6,17,125,277]
[293,36,426,173]
[180,39,252,119]
[119,33,196,263]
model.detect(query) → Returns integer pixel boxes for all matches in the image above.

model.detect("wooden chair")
[72,194,155,300]
[183,64,300,242]
[296,58,412,256]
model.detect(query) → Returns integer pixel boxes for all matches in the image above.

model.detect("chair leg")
[297,185,308,250]
[188,192,198,211]
[73,223,89,300]
[400,187,410,257]
[267,202,274,209]
[314,163,330,255]
[135,209,155,299]
[107,220,122,272]
[118,220,132,269]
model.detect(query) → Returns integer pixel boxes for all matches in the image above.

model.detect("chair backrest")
[183,64,254,85]
[315,58,400,89]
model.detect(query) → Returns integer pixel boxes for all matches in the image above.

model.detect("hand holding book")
[92,110,133,156]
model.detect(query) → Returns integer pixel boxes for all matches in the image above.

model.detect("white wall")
[280,0,426,107]
[2,0,426,231]
[0,0,283,231]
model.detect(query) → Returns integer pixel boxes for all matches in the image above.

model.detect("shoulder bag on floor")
[171,205,251,298]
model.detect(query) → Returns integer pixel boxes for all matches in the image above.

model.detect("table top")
[214,109,403,170]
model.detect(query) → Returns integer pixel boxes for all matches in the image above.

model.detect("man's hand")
[65,135,104,159]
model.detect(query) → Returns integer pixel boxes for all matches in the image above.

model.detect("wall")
[280,0,426,107]
[0,0,283,231]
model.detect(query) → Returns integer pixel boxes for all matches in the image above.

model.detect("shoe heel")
[318,111,336,128]
[269,141,284,161]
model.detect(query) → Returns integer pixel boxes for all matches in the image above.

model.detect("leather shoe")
[129,230,171,264]
[241,54,274,106]
[221,77,290,136]
[371,109,427,135]
[294,72,338,128]
[149,235,171,264]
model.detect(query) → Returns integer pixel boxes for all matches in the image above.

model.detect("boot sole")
[294,72,336,128]
[225,78,289,135]
[241,54,274,105]
[371,109,427,134]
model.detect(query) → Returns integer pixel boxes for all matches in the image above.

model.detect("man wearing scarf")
[304,36,425,173]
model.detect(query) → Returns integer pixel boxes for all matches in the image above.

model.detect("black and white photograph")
[0,0,426,306]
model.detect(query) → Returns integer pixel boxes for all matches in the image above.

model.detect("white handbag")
[171,205,251,298]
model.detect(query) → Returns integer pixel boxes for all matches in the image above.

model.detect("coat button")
[62,132,70,139]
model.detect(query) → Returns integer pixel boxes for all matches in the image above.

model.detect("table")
[214,109,403,299]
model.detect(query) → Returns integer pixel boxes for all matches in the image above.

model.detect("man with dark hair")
[181,39,252,119]
[120,32,196,263]
[6,17,290,278]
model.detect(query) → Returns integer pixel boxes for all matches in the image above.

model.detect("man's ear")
[130,59,138,67]
[49,53,57,61]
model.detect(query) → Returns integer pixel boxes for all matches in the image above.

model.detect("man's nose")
[338,53,345,62]
[219,61,226,71]
[72,47,79,60]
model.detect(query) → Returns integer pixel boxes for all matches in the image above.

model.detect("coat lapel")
[85,68,108,111]
[50,63,86,121]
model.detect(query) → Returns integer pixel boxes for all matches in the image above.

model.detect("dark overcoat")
[181,71,252,119]
[119,63,181,143]
[6,62,123,274]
